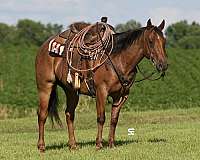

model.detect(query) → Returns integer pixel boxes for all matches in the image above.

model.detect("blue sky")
[0,0,200,28]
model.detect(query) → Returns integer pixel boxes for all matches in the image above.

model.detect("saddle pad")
[48,38,65,56]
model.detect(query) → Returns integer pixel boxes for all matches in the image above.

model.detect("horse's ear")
[147,19,152,27]
[158,20,165,31]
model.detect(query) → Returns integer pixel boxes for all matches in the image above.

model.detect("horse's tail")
[48,85,63,128]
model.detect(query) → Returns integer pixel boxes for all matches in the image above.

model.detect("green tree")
[0,23,15,43]
[165,20,200,49]
[46,23,63,36]
[16,19,48,45]
[115,19,141,32]
[165,20,189,48]
[16,19,63,46]
[177,36,200,49]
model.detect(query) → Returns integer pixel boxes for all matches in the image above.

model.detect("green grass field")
[1,107,200,160]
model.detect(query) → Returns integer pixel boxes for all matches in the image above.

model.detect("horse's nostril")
[156,62,168,72]
[158,63,163,71]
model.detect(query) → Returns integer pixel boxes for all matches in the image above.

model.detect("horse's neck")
[115,41,144,75]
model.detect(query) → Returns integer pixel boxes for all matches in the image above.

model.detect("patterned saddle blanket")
[48,22,91,57]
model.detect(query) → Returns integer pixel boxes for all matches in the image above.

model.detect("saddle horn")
[101,17,108,23]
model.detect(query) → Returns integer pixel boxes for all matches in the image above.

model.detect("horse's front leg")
[65,90,79,150]
[108,95,129,148]
[95,87,107,150]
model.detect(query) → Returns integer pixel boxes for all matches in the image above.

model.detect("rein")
[135,65,165,83]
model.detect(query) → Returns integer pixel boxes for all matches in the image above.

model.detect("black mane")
[112,28,145,54]
[111,26,164,54]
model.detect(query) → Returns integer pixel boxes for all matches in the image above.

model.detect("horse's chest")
[109,68,137,95]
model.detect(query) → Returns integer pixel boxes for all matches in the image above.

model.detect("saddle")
[67,23,114,91]
[49,17,115,57]
[49,17,115,96]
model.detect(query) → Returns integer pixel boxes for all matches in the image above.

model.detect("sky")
[0,0,200,28]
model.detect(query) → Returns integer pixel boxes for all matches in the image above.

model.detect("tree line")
[0,19,63,46]
[0,19,200,49]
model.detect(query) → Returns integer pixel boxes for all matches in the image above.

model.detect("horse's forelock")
[153,27,164,37]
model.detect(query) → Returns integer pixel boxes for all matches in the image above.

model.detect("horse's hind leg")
[37,83,54,152]
[65,90,79,149]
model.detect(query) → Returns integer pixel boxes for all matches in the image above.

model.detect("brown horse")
[35,19,168,152]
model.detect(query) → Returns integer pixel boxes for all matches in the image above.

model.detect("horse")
[35,19,168,152]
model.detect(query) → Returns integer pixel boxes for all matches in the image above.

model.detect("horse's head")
[143,19,168,72]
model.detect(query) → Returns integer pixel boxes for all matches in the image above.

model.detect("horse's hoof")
[109,142,115,148]
[96,143,103,150]
[38,144,45,153]
[69,144,78,150]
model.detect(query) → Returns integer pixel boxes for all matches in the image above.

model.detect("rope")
[66,22,114,72]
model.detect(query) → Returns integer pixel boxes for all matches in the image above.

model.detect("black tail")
[48,86,63,128]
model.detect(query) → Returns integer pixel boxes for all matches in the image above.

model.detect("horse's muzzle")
[156,62,168,72]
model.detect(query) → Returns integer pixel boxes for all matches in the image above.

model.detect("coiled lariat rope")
[66,22,114,72]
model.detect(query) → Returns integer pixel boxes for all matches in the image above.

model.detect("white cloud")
[0,0,82,25]
[0,0,200,27]
[0,0,141,26]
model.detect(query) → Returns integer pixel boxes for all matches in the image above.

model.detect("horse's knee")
[65,111,75,121]
[37,108,48,122]
[97,115,105,125]
[111,117,118,126]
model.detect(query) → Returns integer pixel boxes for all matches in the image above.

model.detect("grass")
[0,107,200,160]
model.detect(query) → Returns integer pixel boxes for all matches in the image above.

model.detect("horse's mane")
[112,26,164,54]
[112,27,145,54]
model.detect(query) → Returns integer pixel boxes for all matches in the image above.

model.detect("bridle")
[135,27,165,83]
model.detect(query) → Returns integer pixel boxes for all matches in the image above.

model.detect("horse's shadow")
[147,138,167,143]
[46,138,167,151]
[45,139,139,151]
